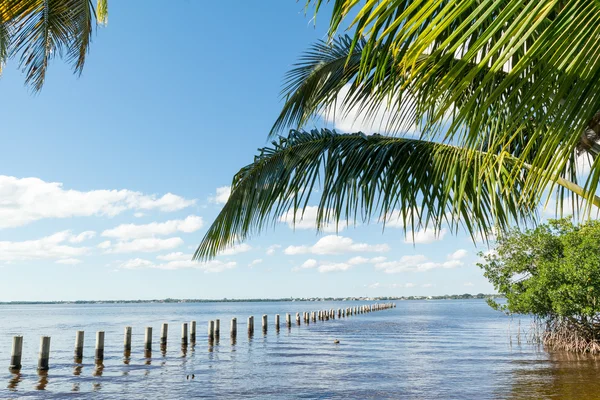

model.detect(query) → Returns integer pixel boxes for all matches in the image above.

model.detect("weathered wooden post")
[124,326,132,353]
[208,320,215,341]
[231,318,237,338]
[262,315,268,333]
[286,313,291,328]
[275,314,280,330]
[9,336,23,370]
[95,331,105,362]
[160,323,168,346]
[247,316,254,336]
[215,319,221,338]
[144,327,152,353]
[38,336,51,371]
[181,323,188,346]
[296,312,301,325]
[190,321,196,343]
[74,331,84,360]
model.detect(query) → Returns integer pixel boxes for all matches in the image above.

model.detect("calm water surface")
[0,300,599,399]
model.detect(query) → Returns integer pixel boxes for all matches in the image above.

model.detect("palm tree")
[0,0,108,91]
[195,1,600,259]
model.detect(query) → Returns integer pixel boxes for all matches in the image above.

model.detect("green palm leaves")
[302,0,600,209]
[196,129,574,260]
[0,0,108,91]
[198,1,600,259]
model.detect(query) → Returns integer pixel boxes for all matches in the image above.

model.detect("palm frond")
[194,129,600,260]
[0,0,107,91]
[301,1,600,214]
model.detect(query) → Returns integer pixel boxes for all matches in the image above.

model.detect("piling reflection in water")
[93,361,104,377]
[36,370,48,390]
[7,372,21,391]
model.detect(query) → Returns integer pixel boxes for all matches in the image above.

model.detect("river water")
[0,300,599,399]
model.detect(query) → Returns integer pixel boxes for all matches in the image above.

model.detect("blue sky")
[0,1,507,301]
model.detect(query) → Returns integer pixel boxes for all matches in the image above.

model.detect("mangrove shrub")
[478,219,600,353]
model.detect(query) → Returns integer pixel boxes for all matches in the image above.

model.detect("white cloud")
[464,282,474,287]
[404,228,447,244]
[157,252,189,261]
[0,175,196,228]
[69,231,96,243]
[97,240,111,249]
[119,257,236,273]
[219,243,252,256]
[367,282,416,289]
[348,256,369,265]
[101,215,204,240]
[284,235,389,255]
[374,251,465,273]
[348,256,387,265]
[319,84,418,135]
[293,255,383,273]
[266,244,281,256]
[55,258,82,265]
[210,186,231,204]
[448,249,468,260]
[120,258,154,269]
[0,231,89,262]
[105,237,184,253]
[279,206,347,232]
[318,262,351,273]
[134,212,145,218]
[293,259,318,271]
[249,259,263,267]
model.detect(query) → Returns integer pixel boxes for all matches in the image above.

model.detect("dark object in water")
[334,340,340,344]
[192,374,195,379]
[186,375,189,380]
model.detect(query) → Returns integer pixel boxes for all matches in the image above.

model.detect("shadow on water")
[507,349,600,399]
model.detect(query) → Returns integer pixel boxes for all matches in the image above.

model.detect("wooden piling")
[286,313,291,328]
[296,312,301,325]
[9,336,23,370]
[190,321,196,343]
[124,326,132,352]
[74,331,84,359]
[95,331,105,362]
[262,315,268,333]
[181,323,188,345]
[247,316,254,336]
[37,336,51,371]
[231,318,237,338]
[160,323,168,346]
[208,320,215,341]
[275,314,280,330]
[144,327,152,352]
[215,319,221,338]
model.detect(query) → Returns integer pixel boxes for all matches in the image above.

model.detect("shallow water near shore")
[1,299,599,399]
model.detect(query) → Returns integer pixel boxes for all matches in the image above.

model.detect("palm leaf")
[0,0,107,91]
[301,1,600,215]
[195,129,599,260]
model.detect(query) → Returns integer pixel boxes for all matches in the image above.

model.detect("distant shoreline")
[0,294,501,305]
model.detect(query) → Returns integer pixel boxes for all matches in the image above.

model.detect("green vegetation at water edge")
[479,219,600,353]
